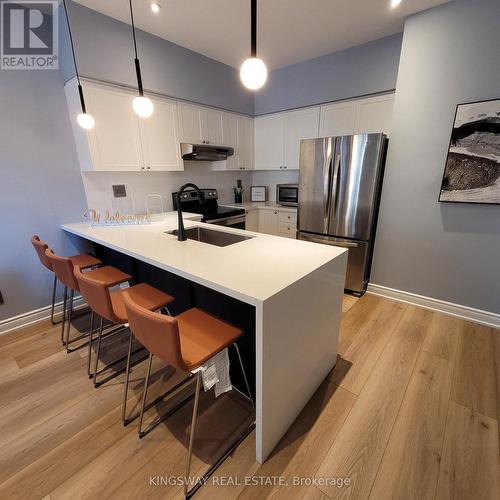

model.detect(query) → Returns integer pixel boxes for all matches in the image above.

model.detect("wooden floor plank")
[0,296,497,500]
[369,351,453,500]
[235,378,356,499]
[451,322,498,419]
[315,306,432,499]
[421,312,461,362]
[332,298,406,394]
[436,402,500,500]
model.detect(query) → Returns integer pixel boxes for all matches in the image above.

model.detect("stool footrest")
[185,421,256,499]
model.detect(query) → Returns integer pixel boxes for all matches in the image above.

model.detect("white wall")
[251,171,299,202]
[371,0,500,314]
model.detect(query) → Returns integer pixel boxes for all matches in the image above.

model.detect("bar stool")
[73,266,174,395]
[31,235,100,325]
[122,293,255,499]
[45,249,123,353]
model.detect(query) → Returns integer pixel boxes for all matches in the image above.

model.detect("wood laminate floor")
[0,295,498,500]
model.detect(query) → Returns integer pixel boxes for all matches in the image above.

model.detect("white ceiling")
[73,0,450,69]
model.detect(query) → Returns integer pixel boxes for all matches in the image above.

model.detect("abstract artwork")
[439,98,500,204]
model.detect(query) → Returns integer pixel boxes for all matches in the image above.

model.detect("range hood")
[181,143,234,161]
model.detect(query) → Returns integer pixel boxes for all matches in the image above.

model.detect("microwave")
[276,184,299,206]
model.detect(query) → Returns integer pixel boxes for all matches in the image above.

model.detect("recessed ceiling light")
[390,0,402,7]
[150,2,161,14]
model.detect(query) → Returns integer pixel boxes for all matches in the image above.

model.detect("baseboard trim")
[367,283,500,329]
[0,296,86,336]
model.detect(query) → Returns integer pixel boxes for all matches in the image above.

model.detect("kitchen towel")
[201,348,232,397]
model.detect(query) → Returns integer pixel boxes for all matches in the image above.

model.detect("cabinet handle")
[284,166,287,169]
[146,166,151,170]
[140,166,145,170]
[274,211,278,214]
[206,140,210,144]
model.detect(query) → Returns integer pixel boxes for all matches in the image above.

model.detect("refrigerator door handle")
[299,233,359,248]
[330,153,341,219]
[324,142,334,223]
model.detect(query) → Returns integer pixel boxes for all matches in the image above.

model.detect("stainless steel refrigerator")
[297,133,387,295]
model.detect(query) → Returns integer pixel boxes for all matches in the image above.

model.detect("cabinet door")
[139,98,183,171]
[284,107,320,170]
[354,94,394,136]
[258,209,279,235]
[319,102,356,138]
[237,115,254,170]
[84,83,143,171]
[245,209,259,232]
[222,113,239,148]
[206,108,224,145]
[178,103,204,143]
[254,114,285,170]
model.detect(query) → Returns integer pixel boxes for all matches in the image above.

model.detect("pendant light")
[240,0,267,90]
[62,0,95,130]
[129,0,154,118]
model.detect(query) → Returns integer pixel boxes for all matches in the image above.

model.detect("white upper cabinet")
[213,113,254,171]
[65,78,183,172]
[254,114,286,170]
[178,102,225,145]
[319,101,357,138]
[178,103,204,144]
[139,97,182,171]
[77,82,143,171]
[354,94,394,136]
[206,108,224,145]
[319,94,395,138]
[254,107,320,170]
[284,107,320,170]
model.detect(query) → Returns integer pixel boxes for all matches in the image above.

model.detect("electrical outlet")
[112,184,127,198]
[0,290,4,305]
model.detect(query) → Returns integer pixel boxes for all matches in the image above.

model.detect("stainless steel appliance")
[180,143,234,161]
[276,183,299,206]
[297,134,387,295]
[172,188,246,229]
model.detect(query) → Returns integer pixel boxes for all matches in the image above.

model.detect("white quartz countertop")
[62,211,345,305]
[225,201,297,213]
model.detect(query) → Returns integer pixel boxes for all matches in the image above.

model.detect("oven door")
[207,214,246,230]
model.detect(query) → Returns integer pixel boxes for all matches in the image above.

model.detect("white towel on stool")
[201,348,232,397]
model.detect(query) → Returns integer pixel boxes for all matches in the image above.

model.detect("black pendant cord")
[62,0,87,113]
[251,0,257,57]
[129,0,144,96]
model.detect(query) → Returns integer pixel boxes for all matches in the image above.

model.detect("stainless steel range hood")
[181,143,234,161]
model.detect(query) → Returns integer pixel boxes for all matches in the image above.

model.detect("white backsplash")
[81,163,299,214]
[252,170,299,201]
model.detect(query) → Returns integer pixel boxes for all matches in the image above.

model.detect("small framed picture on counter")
[251,186,267,202]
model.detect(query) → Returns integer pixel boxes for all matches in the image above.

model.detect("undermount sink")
[167,226,254,247]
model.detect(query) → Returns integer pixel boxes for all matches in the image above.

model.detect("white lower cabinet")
[251,208,297,238]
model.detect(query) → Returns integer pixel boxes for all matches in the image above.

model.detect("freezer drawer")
[298,232,370,294]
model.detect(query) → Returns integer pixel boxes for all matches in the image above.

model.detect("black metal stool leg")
[65,289,75,351]
[233,343,254,409]
[86,311,95,377]
[60,286,68,345]
[184,371,202,498]
[138,353,154,437]
[50,275,59,325]
[122,328,134,424]
[92,316,104,385]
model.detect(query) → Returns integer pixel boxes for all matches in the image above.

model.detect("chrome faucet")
[176,183,205,241]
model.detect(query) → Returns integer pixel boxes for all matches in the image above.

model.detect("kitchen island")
[62,212,347,463]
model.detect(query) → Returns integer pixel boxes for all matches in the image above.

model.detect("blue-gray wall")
[60,1,254,115]
[254,34,403,115]
[0,68,89,320]
[371,0,500,314]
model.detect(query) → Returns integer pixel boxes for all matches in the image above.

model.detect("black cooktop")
[172,188,245,222]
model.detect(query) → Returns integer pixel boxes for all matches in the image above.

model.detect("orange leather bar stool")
[31,235,101,325]
[73,266,174,394]
[123,293,254,499]
[45,249,125,353]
